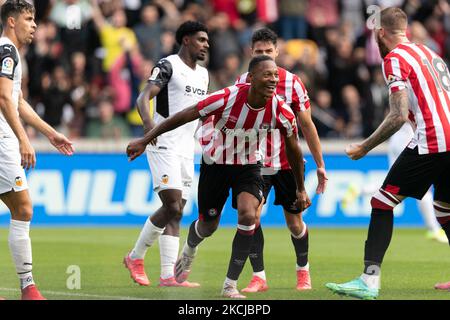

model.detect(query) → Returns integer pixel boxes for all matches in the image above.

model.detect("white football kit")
[0,37,28,194]
[146,54,209,199]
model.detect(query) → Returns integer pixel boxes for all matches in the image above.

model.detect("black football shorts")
[381,146,450,202]
[198,162,264,221]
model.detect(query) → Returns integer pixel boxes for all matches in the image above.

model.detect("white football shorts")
[0,137,28,194]
[146,150,194,200]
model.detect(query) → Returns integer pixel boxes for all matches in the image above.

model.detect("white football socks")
[224,277,237,288]
[130,219,165,260]
[9,219,35,289]
[361,272,381,290]
[159,235,179,280]
[297,262,309,271]
[253,271,266,280]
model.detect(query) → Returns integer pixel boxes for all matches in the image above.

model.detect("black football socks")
[364,209,394,274]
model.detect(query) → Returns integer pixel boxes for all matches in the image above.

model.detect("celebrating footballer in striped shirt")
[327,7,450,299]
[127,55,311,298]
[225,28,326,293]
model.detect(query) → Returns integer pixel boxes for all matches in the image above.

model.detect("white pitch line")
[0,287,151,300]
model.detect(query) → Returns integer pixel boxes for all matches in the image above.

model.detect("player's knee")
[237,213,256,227]
[285,213,302,234]
[433,201,450,227]
[370,188,401,211]
[171,212,183,223]
[13,203,33,221]
[163,201,183,219]
[237,204,257,226]
[287,220,302,235]
[166,217,181,231]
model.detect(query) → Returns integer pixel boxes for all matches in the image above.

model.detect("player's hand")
[316,167,328,194]
[296,189,311,212]
[126,139,146,161]
[48,132,74,156]
[19,139,36,170]
[345,143,368,160]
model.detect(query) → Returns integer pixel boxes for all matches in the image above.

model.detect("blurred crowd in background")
[2,0,450,140]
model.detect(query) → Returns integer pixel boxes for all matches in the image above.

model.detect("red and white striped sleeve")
[197,88,229,117]
[382,54,411,94]
[275,98,298,137]
[292,75,310,112]
[234,72,249,85]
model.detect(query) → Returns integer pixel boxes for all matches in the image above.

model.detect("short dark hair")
[248,55,274,72]
[251,28,277,47]
[1,0,35,26]
[175,20,208,45]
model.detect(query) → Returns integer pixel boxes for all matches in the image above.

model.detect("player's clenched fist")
[345,143,368,160]
[126,139,146,161]
[296,189,311,212]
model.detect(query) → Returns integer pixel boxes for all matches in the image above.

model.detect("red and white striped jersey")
[196,83,297,165]
[234,67,310,169]
[382,42,450,154]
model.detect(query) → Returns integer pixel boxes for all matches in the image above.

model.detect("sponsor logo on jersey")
[161,174,169,184]
[185,86,206,96]
[208,208,218,217]
[15,176,23,187]
[149,67,160,81]
[1,57,14,75]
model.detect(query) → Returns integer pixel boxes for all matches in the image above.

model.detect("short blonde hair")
[380,7,408,33]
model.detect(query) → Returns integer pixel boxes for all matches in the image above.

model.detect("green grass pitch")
[0,227,449,300]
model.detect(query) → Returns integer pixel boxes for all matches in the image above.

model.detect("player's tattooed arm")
[363,90,409,151]
[126,105,200,160]
[346,90,409,160]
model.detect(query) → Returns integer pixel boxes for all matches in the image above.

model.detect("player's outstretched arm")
[297,109,327,194]
[285,133,311,212]
[18,94,74,156]
[126,104,200,161]
[346,90,409,160]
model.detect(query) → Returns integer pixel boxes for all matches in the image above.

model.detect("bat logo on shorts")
[15,176,23,187]
[161,175,169,184]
